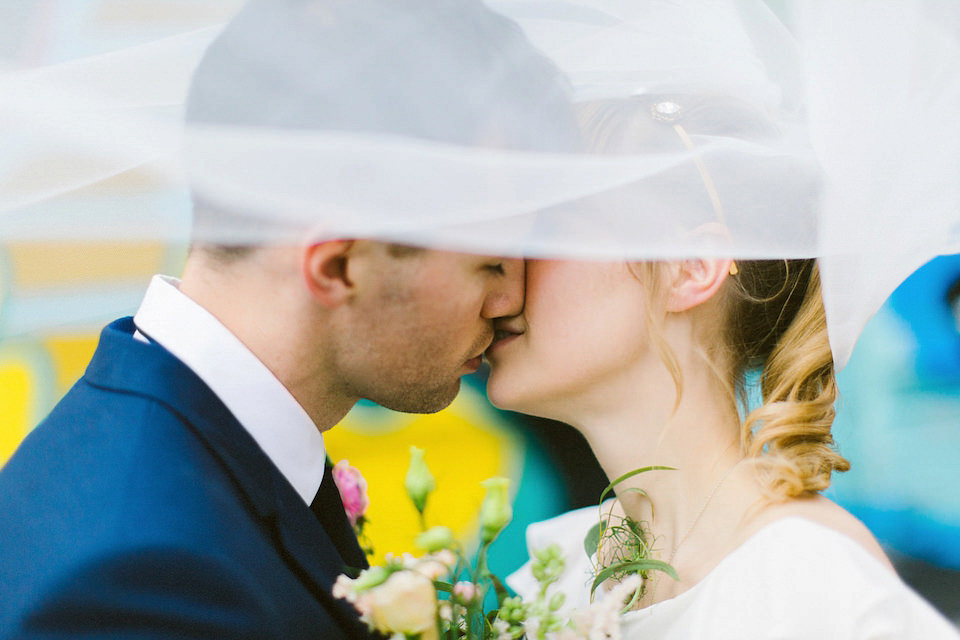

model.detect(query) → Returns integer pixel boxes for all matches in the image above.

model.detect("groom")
[0,0,577,638]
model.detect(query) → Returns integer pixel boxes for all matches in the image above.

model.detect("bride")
[476,0,960,635]
[488,101,960,637]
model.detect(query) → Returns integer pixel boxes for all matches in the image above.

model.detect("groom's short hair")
[185,0,580,254]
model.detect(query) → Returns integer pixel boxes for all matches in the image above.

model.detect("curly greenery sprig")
[583,466,679,607]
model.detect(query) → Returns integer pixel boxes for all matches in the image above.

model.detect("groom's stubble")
[329,248,505,414]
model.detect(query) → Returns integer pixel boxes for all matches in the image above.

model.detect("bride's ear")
[664,257,734,312]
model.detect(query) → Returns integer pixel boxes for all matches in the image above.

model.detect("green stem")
[418,510,428,533]
[474,541,490,583]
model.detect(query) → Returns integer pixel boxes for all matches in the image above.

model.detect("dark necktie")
[310,463,369,571]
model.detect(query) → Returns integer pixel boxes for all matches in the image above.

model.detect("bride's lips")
[485,325,524,357]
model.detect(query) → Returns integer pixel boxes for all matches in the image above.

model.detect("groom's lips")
[463,355,484,372]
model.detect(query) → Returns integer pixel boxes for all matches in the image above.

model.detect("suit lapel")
[84,318,374,637]
[271,480,376,637]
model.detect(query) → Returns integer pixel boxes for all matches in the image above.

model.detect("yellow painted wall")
[0,361,33,463]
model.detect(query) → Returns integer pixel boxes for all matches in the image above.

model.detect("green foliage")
[583,519,605,558]
[586,466,678,605]
[597,465,675,505]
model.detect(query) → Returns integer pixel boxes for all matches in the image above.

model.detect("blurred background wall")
[1,0,958,623]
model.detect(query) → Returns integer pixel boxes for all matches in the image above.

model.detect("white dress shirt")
[133,275,326,505]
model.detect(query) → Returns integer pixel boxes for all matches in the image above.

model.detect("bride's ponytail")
[728,260,850,499]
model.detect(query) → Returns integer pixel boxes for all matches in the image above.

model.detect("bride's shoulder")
[739,495,894,571]
[522,503,607,555]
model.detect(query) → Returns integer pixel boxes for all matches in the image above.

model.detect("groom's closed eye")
[484,263,506,275]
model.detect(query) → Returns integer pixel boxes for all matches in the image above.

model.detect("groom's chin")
[375,379,463,414]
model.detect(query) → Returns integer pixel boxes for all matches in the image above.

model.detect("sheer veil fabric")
[1,0,959,367]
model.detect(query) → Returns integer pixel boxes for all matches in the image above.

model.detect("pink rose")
[332,460,369,527]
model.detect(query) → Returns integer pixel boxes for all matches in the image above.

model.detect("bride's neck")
[570,366,749,558]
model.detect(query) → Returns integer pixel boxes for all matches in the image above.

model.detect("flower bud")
[479,477,512,544]
[415,525,456,553]
[498,595,528,625]
[549,592,566,611]
[404,446,436,515]
[452,581,477,603]
[532,544,566,586]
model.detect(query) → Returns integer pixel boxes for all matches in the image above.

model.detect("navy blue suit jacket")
[0,318,376,638]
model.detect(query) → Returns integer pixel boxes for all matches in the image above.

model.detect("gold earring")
[729,262,739,276]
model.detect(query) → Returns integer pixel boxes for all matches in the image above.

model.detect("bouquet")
[333,448,676,639]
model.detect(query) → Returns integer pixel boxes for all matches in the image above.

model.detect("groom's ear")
[664,257,733,312]
[302,239,357,307]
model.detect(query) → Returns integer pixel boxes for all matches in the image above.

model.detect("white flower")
[492,618,513,640]
[433,549,458,570]
[438,601,453,623]
[409,548,458,581]
[569,575,641,640]
[413,558,449,581]
[367,570,438,640]
[332,574,356,603]
[524,615,542,638]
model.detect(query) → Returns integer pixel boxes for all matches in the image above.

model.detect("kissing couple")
[1,0,958,638]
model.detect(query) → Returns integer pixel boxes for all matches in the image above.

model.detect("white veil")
[1,0,959,367]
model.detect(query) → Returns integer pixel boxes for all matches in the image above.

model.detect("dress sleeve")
[745,520,960,639]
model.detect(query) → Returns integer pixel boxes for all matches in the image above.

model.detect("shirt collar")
[133,275,326,505]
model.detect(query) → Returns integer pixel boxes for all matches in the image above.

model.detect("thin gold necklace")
[666,461,741,566]
[641,462,741,608]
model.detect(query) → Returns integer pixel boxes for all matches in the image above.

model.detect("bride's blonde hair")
[727,259,849,498]
[580,96,849,499]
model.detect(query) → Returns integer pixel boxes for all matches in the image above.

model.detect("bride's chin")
[486,374,554,417]
[485,383,520,412]
[485,371,529,412]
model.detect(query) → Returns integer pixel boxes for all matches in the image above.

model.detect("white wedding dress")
[508,507,959,639]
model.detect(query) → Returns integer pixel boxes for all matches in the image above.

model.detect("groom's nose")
[481,258,525,319]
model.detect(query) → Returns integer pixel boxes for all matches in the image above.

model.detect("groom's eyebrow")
[386,244,426,258]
